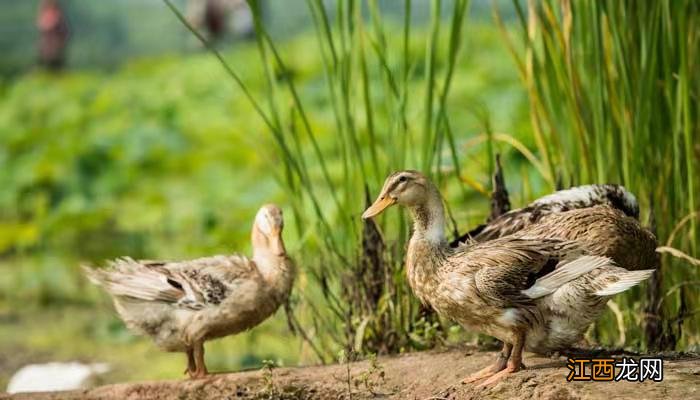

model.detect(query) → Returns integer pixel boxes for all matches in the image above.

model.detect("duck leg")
[462,342,512,384]
[184,348,196,377]
[477,333,526,387]
[190,340,209,379]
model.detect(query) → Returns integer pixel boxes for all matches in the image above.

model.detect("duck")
[362,171,654,386]
[84,204,295,379]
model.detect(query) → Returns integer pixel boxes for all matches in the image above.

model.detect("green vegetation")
[0,0,697,388]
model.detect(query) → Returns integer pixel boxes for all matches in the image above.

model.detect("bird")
[362,171,654,386]
[84,204,295,379]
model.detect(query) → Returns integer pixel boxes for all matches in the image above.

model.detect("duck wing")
[456,238,612,307]
[515,205,658,270]
[85,255,257,311]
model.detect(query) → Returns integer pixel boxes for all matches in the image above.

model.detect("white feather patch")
[594,270,654,296]
[425,223,445,244]
[533,185,601,206]
[522,255,612,299]
[497,308,520,327]
[532,184,638,215]
[621,190,638,212]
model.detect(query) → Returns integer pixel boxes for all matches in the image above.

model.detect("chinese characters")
[566,357,663,382]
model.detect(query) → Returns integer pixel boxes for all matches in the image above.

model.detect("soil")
[3,346,699,400]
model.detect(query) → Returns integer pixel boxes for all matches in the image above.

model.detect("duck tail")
[594,269,655,296]
[82,257,137,287]
[522,255,613,299]
[82,259,182,302]
[82,264,108,286]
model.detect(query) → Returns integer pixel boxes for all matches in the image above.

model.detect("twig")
[666,211,699,247]
[656,246,700,266]
[606,300,626,347]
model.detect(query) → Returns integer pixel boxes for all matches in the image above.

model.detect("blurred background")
[0,0,697,389]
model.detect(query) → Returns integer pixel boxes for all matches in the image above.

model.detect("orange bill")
[362,196,396,219]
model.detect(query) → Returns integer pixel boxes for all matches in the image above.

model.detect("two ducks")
[86,170,655,385]
[363,171,655,386]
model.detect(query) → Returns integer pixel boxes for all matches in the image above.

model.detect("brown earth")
[3,346,699,400]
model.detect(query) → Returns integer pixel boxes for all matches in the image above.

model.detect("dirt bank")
[3,346,699,399]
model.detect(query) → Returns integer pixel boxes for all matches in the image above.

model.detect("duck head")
[252,204,286,257]
[362,170,434,219]
[363,170,447,244]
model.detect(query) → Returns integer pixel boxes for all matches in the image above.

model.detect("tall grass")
[496,0,699,349]
[261,0,473,356]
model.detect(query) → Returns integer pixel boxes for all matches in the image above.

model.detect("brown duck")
[363,171,654,386]
[84,204,295,378]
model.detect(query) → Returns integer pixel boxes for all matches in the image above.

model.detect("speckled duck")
[85,204,295,378]
[363,171,653,386]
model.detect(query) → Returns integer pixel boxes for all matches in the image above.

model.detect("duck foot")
[462,361,507,383]
[188,369,209,379]
[186,340,209,379]
[462,342,512,384]
[184,348,196,377]
[476,362,524,388]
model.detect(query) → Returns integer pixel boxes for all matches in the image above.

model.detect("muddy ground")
[3,346,699,400]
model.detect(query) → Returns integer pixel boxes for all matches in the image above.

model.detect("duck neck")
[253,248,295,300]
[251,229,295,301]
[404,187,448,305]
[408,190,447,247]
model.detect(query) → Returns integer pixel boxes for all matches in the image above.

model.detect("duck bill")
[362,196,396,219]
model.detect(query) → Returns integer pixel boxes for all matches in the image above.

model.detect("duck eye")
[398,176,407,183]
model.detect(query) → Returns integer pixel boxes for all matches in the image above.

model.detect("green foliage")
[258,359,278,398]
[0,49,295,383]
[226,0,478,357]
[0,56,276,262]
[354,353,386,396]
